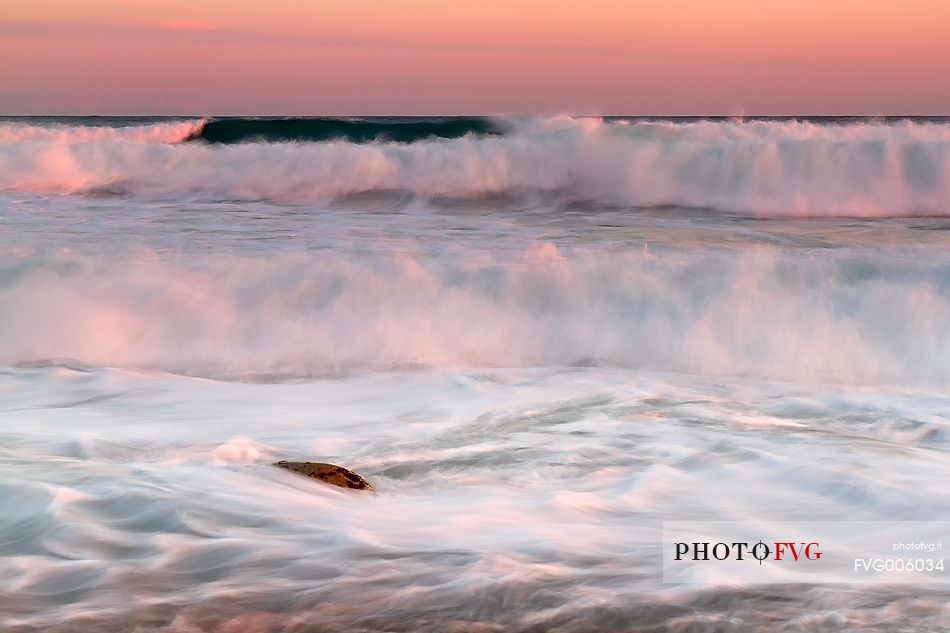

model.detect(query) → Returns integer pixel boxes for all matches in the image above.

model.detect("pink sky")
[2,0,949,115]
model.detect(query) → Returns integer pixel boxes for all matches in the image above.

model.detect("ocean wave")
[1,246,947,384]
[185,116,503,144]
[1,117,949,215]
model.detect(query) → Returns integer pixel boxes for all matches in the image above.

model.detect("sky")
[2,0,949,115]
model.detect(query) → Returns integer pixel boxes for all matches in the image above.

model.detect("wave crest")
[0,119,205,144]
[185,116,501,144]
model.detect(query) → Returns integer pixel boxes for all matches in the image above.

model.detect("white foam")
[0,117,948,216]
[211,437,278,465]
[0,247,946,386]
[0,120,205,145]
[0,366,947,630]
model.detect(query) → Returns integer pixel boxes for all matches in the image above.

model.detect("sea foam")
[0,117,949,215]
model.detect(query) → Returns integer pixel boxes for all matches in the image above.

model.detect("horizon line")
[3,113,950,118]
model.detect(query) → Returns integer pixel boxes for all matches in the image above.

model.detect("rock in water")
[274,461,373,491]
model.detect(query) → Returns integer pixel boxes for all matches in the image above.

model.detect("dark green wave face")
[186,116,503,144]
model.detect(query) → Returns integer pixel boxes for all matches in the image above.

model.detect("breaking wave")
[185,116,502,144]
[0,118,205,144]
[1,116,949,215]
[1,247,947,385]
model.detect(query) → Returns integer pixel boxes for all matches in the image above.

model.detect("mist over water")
[2,238,949,386]
[1,117,948,632]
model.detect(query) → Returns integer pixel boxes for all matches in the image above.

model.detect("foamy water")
[1,117,949,632]
[2,116,950,215]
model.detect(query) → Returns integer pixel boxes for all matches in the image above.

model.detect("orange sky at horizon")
[2,0,949,114]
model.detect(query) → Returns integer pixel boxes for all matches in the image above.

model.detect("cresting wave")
[1,247,947,385]
[185,116,503,144]
[1,116,950,215]
[0,118,206,144]
[0,116,500,145]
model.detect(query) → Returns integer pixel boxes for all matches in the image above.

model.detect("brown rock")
[274,461,374,491]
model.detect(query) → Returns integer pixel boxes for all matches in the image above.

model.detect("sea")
[0,115,948,632]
